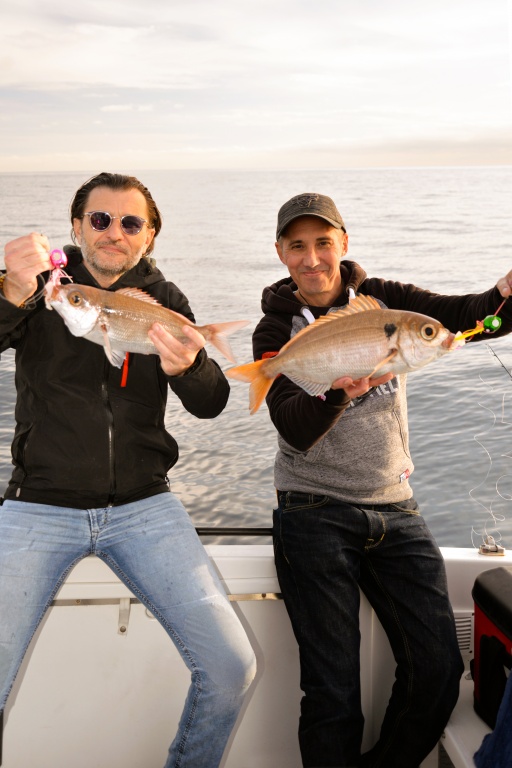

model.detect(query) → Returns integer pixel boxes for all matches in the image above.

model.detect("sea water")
[0,166,511,548]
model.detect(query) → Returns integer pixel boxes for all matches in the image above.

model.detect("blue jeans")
[0,494,256,768]
[273,493,463,768]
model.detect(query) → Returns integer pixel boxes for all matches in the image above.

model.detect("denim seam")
[274,512,290,566]
[175,670,202,767]
[388,503,420,515]
[1,554,87,710]
[96,553,198,664]
[97,553,203,766]
[282,492,330,513]
[364,509,386,550]
[274,512,306,641]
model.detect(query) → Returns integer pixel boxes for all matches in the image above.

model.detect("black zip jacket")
[0,246,230,508]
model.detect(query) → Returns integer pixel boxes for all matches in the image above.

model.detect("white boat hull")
[2,545,510,767]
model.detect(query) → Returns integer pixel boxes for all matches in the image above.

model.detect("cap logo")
[295,194,320,209]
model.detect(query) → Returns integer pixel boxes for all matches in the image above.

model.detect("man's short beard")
[81,242,141,277]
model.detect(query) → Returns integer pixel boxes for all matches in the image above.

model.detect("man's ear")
[144,228,155,255]
[341,232,349,257]
[72,219,82,245]
[275,240,286,264]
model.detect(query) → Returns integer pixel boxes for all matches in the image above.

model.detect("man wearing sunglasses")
[0,172,256,767]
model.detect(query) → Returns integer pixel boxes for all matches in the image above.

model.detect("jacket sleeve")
[0,293,34,353]
[252,312,350,452]
[366,279,512,341]
[0,272,48,353]
[164,281,230,419]
[168,349,230,418]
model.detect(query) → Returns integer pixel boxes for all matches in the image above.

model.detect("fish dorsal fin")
[292,294,381,341]
[325,294,381,320]
[116,287,163,307]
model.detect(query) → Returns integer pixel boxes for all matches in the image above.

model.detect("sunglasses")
[83,211,148,236]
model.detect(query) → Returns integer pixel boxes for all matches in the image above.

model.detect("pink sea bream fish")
[226,295,464,413]
[46,282,248,368]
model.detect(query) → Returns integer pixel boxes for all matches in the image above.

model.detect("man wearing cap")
[251,193,512,767]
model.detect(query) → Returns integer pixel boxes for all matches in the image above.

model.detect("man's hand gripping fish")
[46,282,249,367]
[226,295,464,413]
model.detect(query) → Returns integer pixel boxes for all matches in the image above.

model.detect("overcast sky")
[0,0,511,172]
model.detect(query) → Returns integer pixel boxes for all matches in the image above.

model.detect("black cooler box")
[472,566,512,728]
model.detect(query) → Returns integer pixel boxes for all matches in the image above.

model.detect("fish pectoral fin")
[369,349,398,377]
[286,373,331,397]
[107,349,128,369]
[99,321,125,368]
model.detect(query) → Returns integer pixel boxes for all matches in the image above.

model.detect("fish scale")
[282,315,400,383]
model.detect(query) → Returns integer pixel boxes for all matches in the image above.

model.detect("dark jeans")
[273,492,464,768]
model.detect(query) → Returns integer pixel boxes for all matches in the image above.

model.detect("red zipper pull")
[121,352,130,387]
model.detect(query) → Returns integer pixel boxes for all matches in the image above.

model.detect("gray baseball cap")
[276,193,346,240]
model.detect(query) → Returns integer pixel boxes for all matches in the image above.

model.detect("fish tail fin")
[204,320,250,363]
[226,359,274,414]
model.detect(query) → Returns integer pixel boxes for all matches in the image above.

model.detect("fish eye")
[421,324,437,340]
[68,292,83,306]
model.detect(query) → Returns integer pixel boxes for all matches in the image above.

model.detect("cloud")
[100,104,134,112]
[98,103,154,113]
[0,0,510,171]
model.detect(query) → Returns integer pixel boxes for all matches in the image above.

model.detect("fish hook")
[455,297,508,341]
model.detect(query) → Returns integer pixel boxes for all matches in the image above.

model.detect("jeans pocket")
[389,497,420,515]
[278,491,330,513]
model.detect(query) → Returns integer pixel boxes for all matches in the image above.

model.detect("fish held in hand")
[226,295,464,414]
[46,283,249,367]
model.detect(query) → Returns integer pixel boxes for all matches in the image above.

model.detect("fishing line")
[469,399,506,549]
[455,297,508,341]
[468,342,512,552]
[5,248,73,306]
[485,341,512,382]
[454,296,511,551]
[3,248,72,307]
